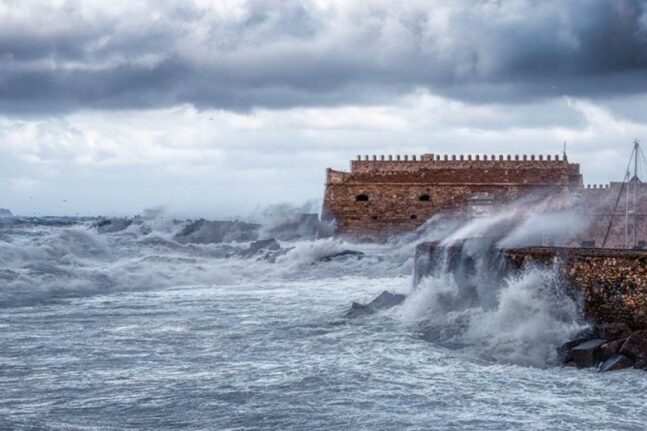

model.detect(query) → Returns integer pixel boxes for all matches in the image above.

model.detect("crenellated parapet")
[350,153,571,174]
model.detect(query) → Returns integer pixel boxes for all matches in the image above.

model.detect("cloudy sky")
[1,0,647,217]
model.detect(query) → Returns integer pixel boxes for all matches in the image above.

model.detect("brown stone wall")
[504,247,647,329]
[415,242,647,329]
[323,153,581,238]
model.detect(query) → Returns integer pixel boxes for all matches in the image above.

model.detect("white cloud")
[0,91,645,216]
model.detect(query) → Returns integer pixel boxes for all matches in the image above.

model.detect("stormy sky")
[1,0,647,217]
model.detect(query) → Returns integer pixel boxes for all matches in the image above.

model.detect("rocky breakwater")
[558,323,647,372]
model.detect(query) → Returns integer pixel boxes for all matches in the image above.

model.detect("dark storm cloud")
[0,0,646,114]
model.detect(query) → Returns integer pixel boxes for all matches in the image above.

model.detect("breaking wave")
[0,203,589,367]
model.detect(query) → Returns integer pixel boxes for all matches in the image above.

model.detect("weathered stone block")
[345,302,374,318]
[572,339,607,367]
[367,291,406,309]
[557,338,590,364]
[599,338,628,362]
[598,354,634,373]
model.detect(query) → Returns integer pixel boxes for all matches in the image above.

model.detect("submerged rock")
[571,339,607,367]
[345,301,375,318]
[93,217,134,234]
[367,291,406,309]
[319,250,365,262]
[599,354,634,373]
[345,290,407,318]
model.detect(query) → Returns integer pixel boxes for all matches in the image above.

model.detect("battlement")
[350,153,572,174]
[355,153,566,162]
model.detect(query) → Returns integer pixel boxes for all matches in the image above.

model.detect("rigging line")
[602,146,635,247]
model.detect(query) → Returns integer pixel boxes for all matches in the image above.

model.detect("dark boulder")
[93,217,134,234]
[620,330,647,366]
[571,339,607,367]
[599,338,628,362]
[598,354,634,373]
[367,291,406,309]
[595,323,632,340]
[345,291,406,318]
[557,338,590,364]
[345,302,375,318]
[319,250,365,262]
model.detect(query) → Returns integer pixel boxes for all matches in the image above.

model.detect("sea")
[1,212,647,431]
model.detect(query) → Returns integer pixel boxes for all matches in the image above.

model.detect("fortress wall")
[324,181,567,237]
[323,155,580,238]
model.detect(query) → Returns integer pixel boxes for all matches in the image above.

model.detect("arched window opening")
[356,194,369,202]
[419,194,431,202]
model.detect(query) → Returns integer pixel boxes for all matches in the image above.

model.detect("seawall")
[415,241,647,329]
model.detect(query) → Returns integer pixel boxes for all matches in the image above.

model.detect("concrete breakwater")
[414,240,647,371]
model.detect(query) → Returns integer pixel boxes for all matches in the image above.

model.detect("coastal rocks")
[599,338,627,362]
[345,301,374,318]
[558,325,647,372]
[557,338,589,363]
[345,290,406,318]
[238,238,292,262]
[619,330,647,368]
[367,290,406,309]
[0,208,13,218]
[571,339,606,367]
[93,217,134,234]
[599,354,634,373]
[319,250,365,262]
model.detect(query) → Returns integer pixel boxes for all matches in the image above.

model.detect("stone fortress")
[322,152,647,248]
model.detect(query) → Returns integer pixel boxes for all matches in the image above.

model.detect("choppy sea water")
[1,216,647,430]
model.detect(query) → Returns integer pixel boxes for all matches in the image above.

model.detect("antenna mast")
[632,140,639,248]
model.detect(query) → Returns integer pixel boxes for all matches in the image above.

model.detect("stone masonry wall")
[415,242,647,329]
[323,153,581,238]
[505,247,647,329]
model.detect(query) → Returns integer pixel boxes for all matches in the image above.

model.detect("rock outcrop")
[345,290,406,318]
[319,250,365,262]
[598,354,634,373]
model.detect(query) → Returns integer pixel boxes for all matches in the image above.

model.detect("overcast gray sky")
[1,0,647,217]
